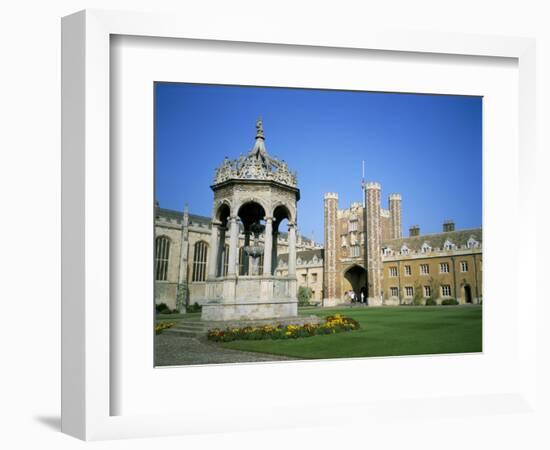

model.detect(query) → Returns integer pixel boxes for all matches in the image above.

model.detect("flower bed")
[155,322,175,335]
[207,314,360,342]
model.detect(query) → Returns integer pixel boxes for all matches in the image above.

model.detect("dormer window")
[421,242,432,253]
[443,240,455,251]
[400,244,410,255]
[382,247,393,256]
[467,237,479,248]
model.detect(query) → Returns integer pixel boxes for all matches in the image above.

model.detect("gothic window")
[405,286,414,297]
[440,262,450,273]
[404,265,412,276]
[460,261,468,272]
[390,287,399,297]
[420,264,430,275]
[192,241,208,282]
[350,245,360,257]
[348,217,358,232]
[389,266,398,277]
[155,236,170,281]
[312,272,318,282]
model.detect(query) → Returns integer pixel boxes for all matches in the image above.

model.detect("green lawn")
[220,305,482,359]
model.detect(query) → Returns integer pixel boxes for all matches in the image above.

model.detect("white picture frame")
[61,9,537,441]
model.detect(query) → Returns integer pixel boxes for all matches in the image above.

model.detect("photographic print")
[153,83,482,367]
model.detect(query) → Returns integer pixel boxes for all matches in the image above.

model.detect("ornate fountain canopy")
[212,119,298,188]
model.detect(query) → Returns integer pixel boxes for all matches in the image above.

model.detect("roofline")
[383,227,482,244]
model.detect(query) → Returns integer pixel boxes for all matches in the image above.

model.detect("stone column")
[216,226,226,277]
[227,216,239,276]
[177,205,190,311]
[207,220,221,278]
[287,222,297,277]
[178,205,190,284]
[272,230,278,275]
[263,217,273,276]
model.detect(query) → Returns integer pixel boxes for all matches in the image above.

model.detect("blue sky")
[155,83,482,243]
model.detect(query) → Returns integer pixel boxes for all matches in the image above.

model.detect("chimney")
[409,225,420,237]
[443,220,455,232]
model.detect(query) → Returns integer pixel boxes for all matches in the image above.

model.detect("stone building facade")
[322,185,482,307]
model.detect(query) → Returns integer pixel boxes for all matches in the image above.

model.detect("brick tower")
[389,193,402,239]
[323,192,339,306]
[365,182,383,305]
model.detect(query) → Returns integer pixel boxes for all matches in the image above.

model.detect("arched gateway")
[202,119,300,321]
[343,265,367,302]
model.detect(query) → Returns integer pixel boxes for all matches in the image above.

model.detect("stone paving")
[154,333,296,367]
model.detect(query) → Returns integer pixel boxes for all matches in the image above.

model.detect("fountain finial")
[255,117,264,140]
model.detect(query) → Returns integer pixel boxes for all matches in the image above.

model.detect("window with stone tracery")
[155,236,170,281]
[192,241,208,282]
